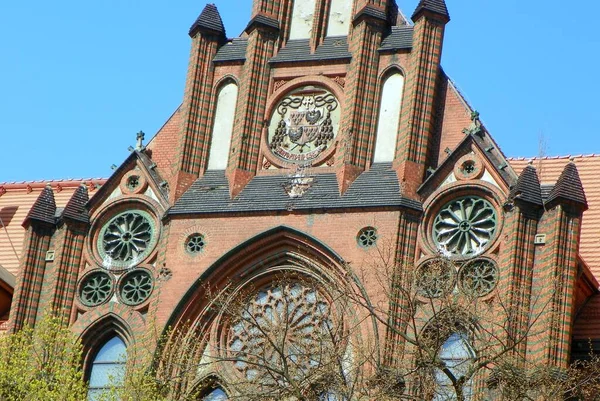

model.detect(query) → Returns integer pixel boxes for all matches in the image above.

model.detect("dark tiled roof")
[353,5,388,23]
[412,0,450,21]
[169,163,422,216]
[541,184,554,200]
[270,37,351,64]
[245,14,280,33]
[511,165,543,206]
[24,186,56,226]
[379,26,414,52]
[62,185,90,224]
[214,39,248,63]
[546,162,588,208]
[189,4,226,38]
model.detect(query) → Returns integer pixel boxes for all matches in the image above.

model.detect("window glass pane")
[87,336,127,400]
[434,333,473,400]
[374,72,404,163]
[203,388,228,401]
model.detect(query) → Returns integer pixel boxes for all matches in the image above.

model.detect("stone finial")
[136,131,145,151]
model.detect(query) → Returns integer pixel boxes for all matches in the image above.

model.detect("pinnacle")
[62,184,90,224]
[546,162,588,209]
[24,186,56,226]
[511,164,543,206]
[412,0,450,22]
[189,3,226,38]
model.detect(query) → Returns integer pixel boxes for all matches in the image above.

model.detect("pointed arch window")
[201,387,228,400]
[433,333,474,400]
[87,336,127,400]
[327,0,353,37]
[207,81,239,170]
[374,71,405,163]
[289,0,317,39]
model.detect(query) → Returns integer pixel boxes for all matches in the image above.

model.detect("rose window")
[433,197,497,256]
[416,259,456,298]
[357,227,378,248]
[228,282,334,382]
[458,259,498,297]
[118,269,154,306]
[79,271,114,307]
[98,210,156,269]
[186,234,206,254]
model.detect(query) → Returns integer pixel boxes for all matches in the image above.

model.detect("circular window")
[118,269,154,306]
[185,233,206,254]
[79,271,114,307]
[432,196,497,256]
[416,259,456,298]
[458,259,499,297]
[126,175,141,191]
[97,210,157,270]
[228,282,333,381]
[357,227,378,248]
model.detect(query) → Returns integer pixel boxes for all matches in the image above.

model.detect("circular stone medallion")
[268,86,340,163]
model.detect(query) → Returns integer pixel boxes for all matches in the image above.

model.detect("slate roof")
[62,184,90,224]
[270,37,351,64]
[214,38,248,63]
[379,26,414,52]
[412,0,450,20]
[245,14,280,33]
[169,163,422,216]
[189,4,226,37]
[510,164,543,206]
[546,162,588,208]
[24,186,56,226]
[354,5,388,23]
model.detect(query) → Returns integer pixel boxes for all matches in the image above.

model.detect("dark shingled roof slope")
[412,0,450,20]
[270,37,351,64]
[511,164,543,206]
[169,163,422,216]
[245,14,280,33]
[189,4,226,37]
[24,185,56,226]
[214,38,248,63]
[62,184,90,224]
[546,162,588,208]
[380,26,413,52]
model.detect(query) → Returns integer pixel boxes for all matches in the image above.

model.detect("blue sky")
[1,0,598,182]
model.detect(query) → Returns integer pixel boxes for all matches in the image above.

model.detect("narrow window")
[202,387,228,400]
[207,82,239,170]
[87,336,127,400]
[434,333,474,400]
[373,72,405,163]
[289,0,316,40]
[327,0,353,37]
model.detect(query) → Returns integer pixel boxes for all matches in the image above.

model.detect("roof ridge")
[508,154,600,161]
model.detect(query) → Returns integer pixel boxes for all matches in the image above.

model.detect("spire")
[62,184,90,224]
[24,185,56,226]
[189,4,226,38]
[546,161,588,210]
[511,164,543,207]
[412,0,450,22]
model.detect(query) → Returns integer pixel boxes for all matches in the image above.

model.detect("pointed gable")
[510,164,543,206]
[62,184,90,224]
[23,185,56,226]
[546,162,588,209]
[189,4,226,38]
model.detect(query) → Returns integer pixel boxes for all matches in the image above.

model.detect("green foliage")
[0,314,87,401]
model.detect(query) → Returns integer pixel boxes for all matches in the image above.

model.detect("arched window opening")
[207,81,239,170]
[87,336,127,400]
[373,71,405,163]
[327,0,352,37]
[433,332,474,400]
[201,387,228,400]
[289,0,316,40]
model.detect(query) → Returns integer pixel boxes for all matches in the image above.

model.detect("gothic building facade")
[3,0,600,399]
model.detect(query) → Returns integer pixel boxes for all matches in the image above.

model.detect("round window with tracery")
[228,282,335,382]
[79,271,114,307]
[458,259,498,297]
[432,196,497,257]
[416,259,456,298]
[97,210,157,270]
